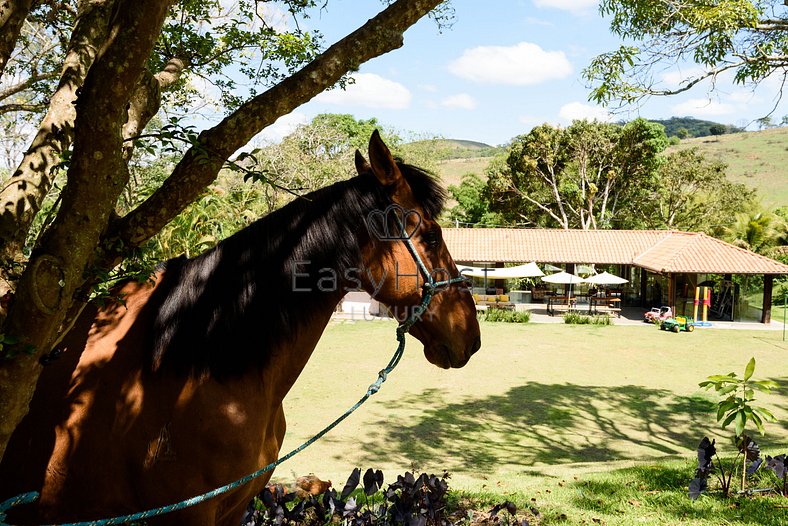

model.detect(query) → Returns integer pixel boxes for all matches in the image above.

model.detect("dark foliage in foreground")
[242,469,531,526]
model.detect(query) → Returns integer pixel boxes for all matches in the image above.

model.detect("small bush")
[481,309,530,323]
[563,312,611,325]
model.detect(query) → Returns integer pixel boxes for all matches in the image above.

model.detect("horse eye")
[423,230,441,248]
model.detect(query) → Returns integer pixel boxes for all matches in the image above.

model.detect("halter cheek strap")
[396,227,471,335]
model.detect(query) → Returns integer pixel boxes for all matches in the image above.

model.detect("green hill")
[649,116,742,138]
[668,127,788,207]
[409,138,501,161]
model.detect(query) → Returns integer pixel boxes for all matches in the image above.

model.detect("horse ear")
[367,129,402,186]
[354,149,371,175]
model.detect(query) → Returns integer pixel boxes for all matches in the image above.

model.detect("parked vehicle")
[644,306,672,323]
[660,315,695,333]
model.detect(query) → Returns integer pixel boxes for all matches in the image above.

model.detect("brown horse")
[0,131,481,525]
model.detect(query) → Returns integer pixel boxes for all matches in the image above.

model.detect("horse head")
[356,131,481,369]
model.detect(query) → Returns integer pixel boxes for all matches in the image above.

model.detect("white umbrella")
[458,262,544,279]
[541,271,586,303]
[544,263,562,273]
[584,271,628,285]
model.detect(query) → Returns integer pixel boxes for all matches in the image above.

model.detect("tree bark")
[0,0,176,461]
[0,0,33,79]
[0,0,113,263]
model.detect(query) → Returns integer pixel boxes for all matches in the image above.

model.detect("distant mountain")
[408,138,502,160]
[649,117,742,138]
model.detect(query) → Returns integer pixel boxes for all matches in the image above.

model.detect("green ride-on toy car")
[660,315,695,333]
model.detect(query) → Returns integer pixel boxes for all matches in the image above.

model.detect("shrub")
[481,309,530,323]
[244,468,533,526]
[563,313,611,325]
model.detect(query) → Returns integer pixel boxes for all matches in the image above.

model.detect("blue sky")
[255,0,788,146]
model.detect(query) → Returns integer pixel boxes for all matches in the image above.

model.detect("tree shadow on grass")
[356,381,788,474]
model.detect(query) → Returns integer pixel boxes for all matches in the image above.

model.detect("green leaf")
[717,384,737,396]
[752,407,776,422]
[722,411,737,428]
[735,411,746,437]
[750,412,765,435]
[743,357,755,381]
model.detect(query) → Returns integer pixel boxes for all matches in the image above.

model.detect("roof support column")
[639,269,647,306]
[762,274,774,324]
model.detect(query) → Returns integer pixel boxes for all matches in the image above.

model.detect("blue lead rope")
[0,234,468,526]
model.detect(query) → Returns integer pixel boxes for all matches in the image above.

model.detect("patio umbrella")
[584,271,628,285]
[458,262,544,279]
[541,271,586,302]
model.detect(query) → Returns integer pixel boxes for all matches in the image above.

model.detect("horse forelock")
[147,164,444,378]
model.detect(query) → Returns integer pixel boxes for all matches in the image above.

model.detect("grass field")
[274,321,788,523]
[668,127,788,208]
[435,156,492,189]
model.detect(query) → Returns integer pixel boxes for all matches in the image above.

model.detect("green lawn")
[276,321,787,488]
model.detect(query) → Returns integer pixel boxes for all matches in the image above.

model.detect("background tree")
[0,0,450,460]
[483,118,667,229]
[446,173,502,226]
[638,148,755,232]
[585,1,788,109]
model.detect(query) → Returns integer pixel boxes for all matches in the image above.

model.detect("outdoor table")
[589,296,622,316]
[547,295,577,316]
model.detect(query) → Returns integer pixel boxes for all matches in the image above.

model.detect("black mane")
[147,163,445,378]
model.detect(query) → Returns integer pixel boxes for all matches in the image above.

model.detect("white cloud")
[726,90,762,104]
[671,98,736,117]
[448,42,572,86]
[315,73,411,109]
[440,93,477,110]
[254,112,309,145]
[558,102,612,123]
[419,83,439,93]
[532,0,598,12]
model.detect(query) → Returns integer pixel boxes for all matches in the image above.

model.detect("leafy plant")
[698,357,778,437]
[689,434,763,500]
[764,454,788,497]
[244,468,455,526]
[481,309,530,323]
[563,313,611,325]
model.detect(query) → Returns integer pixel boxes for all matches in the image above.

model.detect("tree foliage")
[448,119,755,234]
[639,148,755,233]
[481,118,668,229]
[585,1,788,108]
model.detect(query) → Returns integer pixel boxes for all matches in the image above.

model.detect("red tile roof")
[442,228,788,275]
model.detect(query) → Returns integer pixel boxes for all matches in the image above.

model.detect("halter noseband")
[395,221,471,335]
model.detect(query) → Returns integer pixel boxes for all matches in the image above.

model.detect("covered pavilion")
[443,228,788,324]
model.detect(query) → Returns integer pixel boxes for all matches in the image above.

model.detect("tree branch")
[0,69,58,102]
[110,0,444,249]
[0,0,114,261]
[0,0,34,79]
[0,102,47,114]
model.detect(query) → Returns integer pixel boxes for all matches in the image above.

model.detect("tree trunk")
[0,0,176,461]
[0,0,113,277]
[0,0,33,78]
